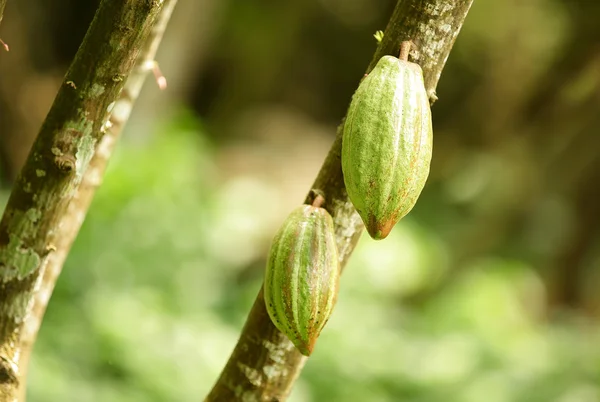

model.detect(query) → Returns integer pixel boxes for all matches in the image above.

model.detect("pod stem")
[399,41,412,61]
[312,194,325,208]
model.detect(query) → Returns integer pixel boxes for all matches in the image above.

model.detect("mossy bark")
[206,0,473,401]
[0,1,166,400]
[14,2,178,401]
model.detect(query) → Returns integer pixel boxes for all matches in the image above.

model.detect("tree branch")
[0,0,7,50]
[205,0,473,401]
[0,1,168,400]
[0,0,5,26]
[15,2,177,400]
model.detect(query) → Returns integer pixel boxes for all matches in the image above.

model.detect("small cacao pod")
[264,202,340,356]
[342,42,433,240]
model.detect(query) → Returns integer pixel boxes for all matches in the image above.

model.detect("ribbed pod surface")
[264,204,340,356]
[342,55,433,240]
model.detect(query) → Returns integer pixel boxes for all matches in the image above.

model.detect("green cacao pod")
[342,47,433,240]
[264,203,340,356]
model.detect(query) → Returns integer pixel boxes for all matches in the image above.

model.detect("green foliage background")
[23,112,600,401]
[1,0,599,400]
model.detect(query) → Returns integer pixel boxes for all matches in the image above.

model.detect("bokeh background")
[2,0,600,401]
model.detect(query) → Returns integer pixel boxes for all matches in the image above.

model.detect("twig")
[205,0,473,401]
[0,0,6,27]
[0,1,168,400]
[0,0,7,51]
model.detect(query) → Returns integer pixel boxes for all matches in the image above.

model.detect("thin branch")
[0,0,6,26]
[0,1,167,400]
[15,2,177,400]
[205,0,473,401]
[0,0,7,51]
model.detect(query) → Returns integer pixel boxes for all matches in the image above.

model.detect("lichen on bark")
[206,1,473,401]
[0,0,167,400]
[14,2,179,400]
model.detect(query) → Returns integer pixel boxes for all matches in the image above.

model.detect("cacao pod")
[341,48,433,240]
[264,204,340,356]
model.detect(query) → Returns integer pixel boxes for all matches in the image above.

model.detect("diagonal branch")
[15,1,178,400]
[0,0,5,26]
[0,1,168,400]
[206,0,473,401]
[0,0,7,50]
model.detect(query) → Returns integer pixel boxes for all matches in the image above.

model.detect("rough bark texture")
[206,0,473,401]
[0,1,166,400]
[15,2,177,400]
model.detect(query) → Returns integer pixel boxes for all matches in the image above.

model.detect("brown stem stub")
[399,41,412,61]
[309,189,326,208]
[312,194,325,208]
